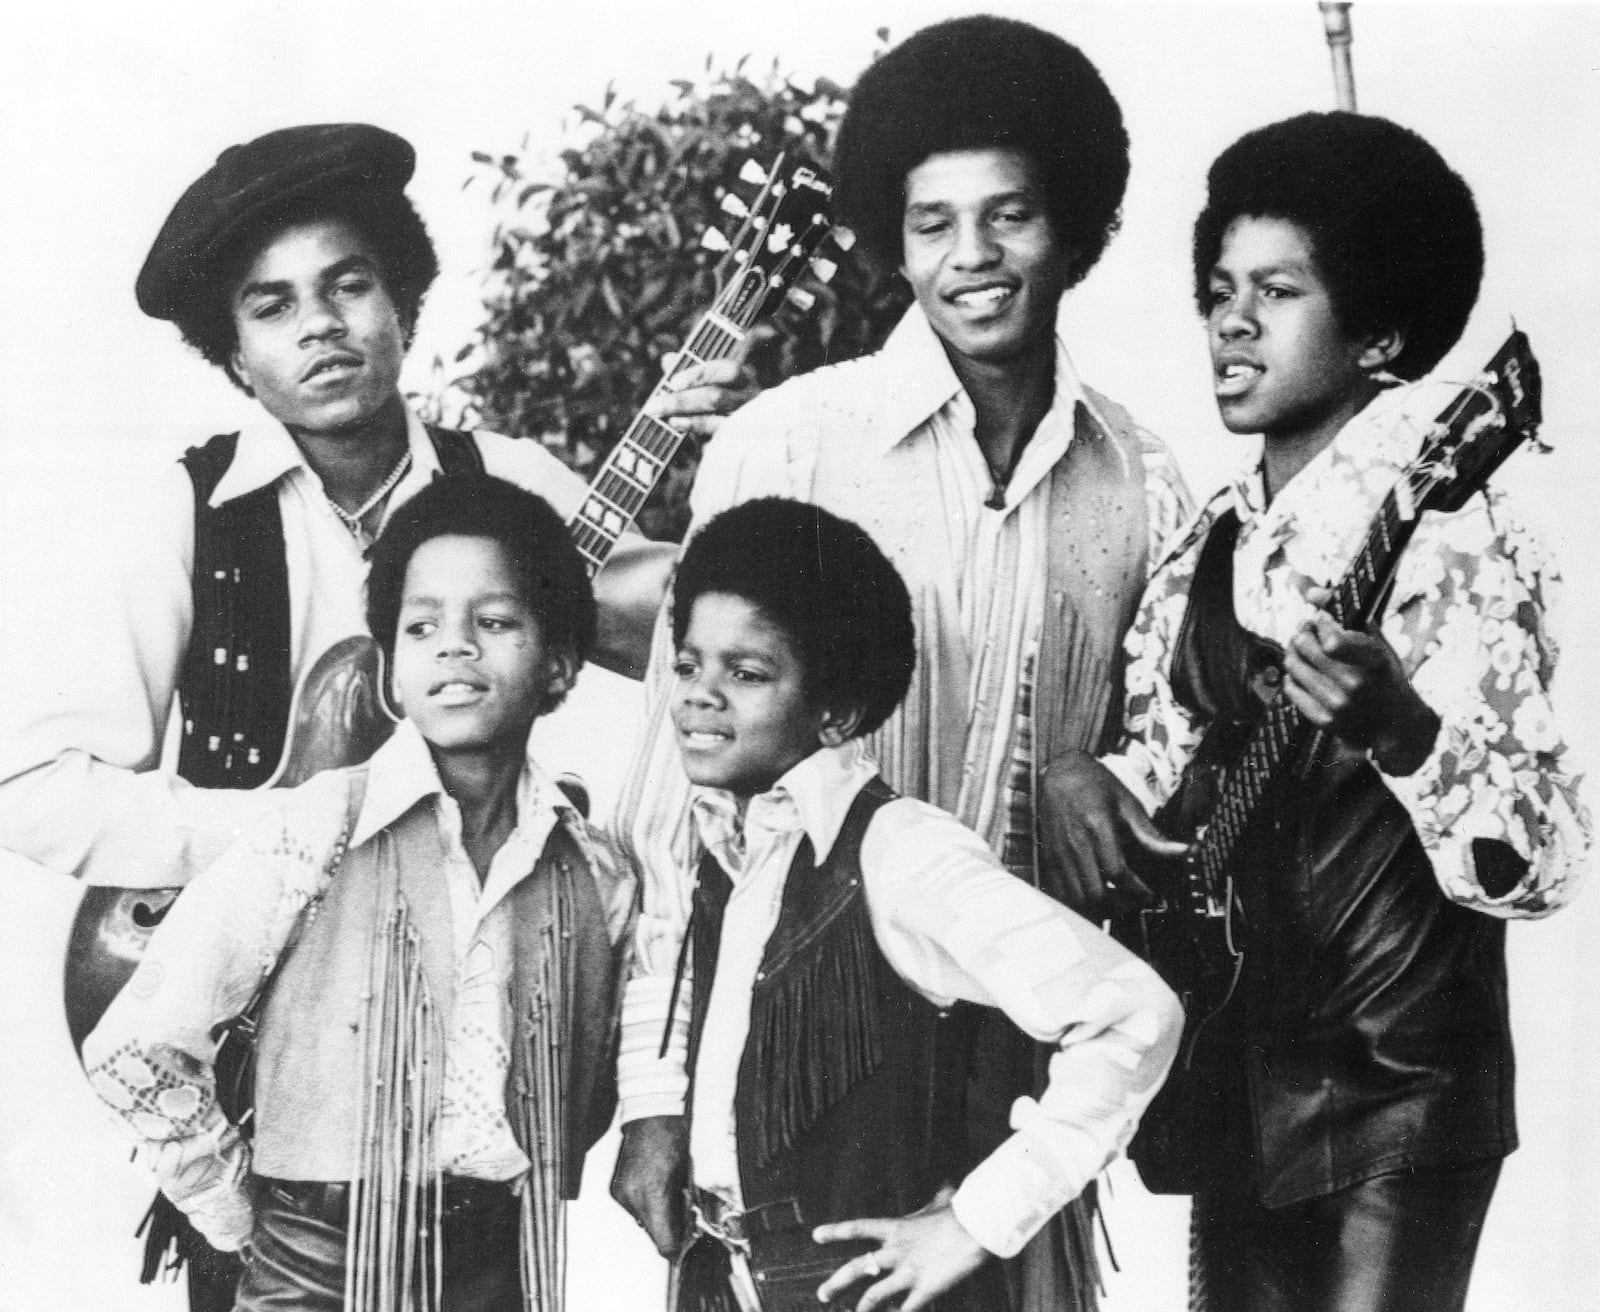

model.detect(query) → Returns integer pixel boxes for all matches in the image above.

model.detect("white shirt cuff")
[617,973,690,1124]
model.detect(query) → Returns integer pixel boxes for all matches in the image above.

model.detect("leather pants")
[1190,1160,1502,1312]
[233,1178,523,1312]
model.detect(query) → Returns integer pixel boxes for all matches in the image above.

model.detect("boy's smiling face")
[1205,214,1392,454]
[390,534,567,766]
[900,147,1070,374]
[671,592,846,800]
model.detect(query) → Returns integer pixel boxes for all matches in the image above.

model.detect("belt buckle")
[689,1196,763,1312]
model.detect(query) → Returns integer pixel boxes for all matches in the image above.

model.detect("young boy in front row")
[611,497,1182,1312]
[1043,114,1591,1310]
[84,474,634,1312]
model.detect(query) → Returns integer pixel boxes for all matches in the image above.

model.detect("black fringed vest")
[686,777,976,1233]
[175,426,483,788]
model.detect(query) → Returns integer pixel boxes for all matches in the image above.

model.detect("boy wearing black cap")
[612,18,1189,1311]
[1047,113,1590,1310]
[0,121,741,1309]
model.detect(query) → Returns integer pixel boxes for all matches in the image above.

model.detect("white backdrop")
[2,2,1598,1309]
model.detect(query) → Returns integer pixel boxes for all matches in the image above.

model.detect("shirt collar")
[1228,383,1424,526]
[208,400,438,507]
[866,304,1092,461]
[689,738,879,869]
[349,717,579,851]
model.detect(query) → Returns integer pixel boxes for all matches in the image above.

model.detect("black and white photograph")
[2,3,1597,1310]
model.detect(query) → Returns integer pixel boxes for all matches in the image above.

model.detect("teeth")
[954,286,1011,308]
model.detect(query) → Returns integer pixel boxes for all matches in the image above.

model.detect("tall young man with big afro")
[611,17,1191,1312]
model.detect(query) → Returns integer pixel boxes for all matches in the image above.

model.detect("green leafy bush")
[445,55,909,541]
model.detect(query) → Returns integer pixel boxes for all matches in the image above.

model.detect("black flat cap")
[136,123,415,320]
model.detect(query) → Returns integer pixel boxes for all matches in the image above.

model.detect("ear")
[1357,327,1405,374]
[229,345,257,398]
[816,702,865,749]
[542,651,579,704]
[387,658,406,717]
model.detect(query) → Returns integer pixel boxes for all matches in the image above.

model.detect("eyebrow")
[1210,258,1315,281]
[904,188,1038,218]
[400,590,527,609]
[234,253,379,305]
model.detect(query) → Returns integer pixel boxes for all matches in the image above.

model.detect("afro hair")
[833,14,1129,287]
[671,498,916,738]
[1192,112,1482,380]
[365,474,595,714]
[174,184,439,389]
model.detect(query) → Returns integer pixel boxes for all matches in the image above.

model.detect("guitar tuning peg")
[699,228,732,253]
[739,159,770,186]
[831,225,857,252]
[786,287,817,312]
[720,193,751,219]
[809,256,837,284]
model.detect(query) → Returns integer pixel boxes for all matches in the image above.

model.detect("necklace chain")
[328,449,413,540]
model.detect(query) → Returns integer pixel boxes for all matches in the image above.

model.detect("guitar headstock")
[1415,329,1544,515]
[701,154,843,330]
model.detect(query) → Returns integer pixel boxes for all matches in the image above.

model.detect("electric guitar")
[1110,330,1543,1058]
[64,156,844,1051]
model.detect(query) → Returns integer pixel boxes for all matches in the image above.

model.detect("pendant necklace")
[329,448,413,544]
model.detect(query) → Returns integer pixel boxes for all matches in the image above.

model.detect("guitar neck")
[1193,470,1423,883]
[567,310,748,577]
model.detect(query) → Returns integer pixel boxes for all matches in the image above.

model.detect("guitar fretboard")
[568,311,749,576]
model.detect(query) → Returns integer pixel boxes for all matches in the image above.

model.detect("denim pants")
[234,1178,523,1312]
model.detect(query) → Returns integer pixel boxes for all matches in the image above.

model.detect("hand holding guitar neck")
[1283,603,1442,777]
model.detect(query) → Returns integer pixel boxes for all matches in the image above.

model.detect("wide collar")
[1225,384,1432,582]
[207,401,443,508]
[349,717,581,854]
[689,739,879,871]
[866,303,1102,461]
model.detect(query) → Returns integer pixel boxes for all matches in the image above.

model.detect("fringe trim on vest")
[345,897,444,1312]
[748,901,884,1169]
[514,904,569,1312]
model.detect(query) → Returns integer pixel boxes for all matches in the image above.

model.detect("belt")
[690,1188,806,1244]
[258,1175,517,1230]
[687,1188,810,1312]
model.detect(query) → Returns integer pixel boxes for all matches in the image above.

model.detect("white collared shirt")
[673,742,1182,1260]
[349,720,591,1178]
[0,405,594,889]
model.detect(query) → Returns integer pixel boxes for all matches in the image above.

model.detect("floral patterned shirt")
[1102,386,1590,917]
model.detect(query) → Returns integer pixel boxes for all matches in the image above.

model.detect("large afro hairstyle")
[1192,112,1482,380]
[671,498,916,738]
[365,474,595,715]
[833,14,1129,286]
[174,184,439,389]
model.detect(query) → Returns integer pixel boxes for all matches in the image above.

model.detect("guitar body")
[62,636,398,1055]
[1107,841,1244,1032]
